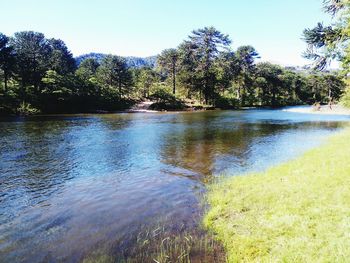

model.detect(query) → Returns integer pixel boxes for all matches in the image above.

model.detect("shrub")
[149,89,186,110]
[340,87,350,108]
[16,102,40,115]
[214,96,239,109]
[149,89,177,103]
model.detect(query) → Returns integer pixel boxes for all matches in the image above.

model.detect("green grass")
[204,128,350,262]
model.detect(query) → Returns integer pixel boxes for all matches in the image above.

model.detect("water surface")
[0,109,349,261]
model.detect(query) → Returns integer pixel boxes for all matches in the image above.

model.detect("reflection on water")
[0,109,349,261]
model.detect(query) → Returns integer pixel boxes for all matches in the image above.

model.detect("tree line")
[0,28,346,115]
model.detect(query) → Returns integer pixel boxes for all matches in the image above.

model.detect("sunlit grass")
[204,128,350,262]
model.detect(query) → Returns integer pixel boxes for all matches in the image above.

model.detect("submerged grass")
[83,225,226,263]
[204,128,350,262]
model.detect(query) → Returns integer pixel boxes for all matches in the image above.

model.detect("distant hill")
[75,53,158,68]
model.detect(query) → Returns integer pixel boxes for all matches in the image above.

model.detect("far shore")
[282,104,350,115]
[2,104,350,117]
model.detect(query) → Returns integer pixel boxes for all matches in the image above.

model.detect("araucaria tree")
[234,45,260,104]
[302,0,350,105]
[158,48,179,94]
[303,0,349,71]
[0,33,15,92]
[96,55,132,96]
[187,27,231,104]
[0,27,346,115]
[11,31,52,99]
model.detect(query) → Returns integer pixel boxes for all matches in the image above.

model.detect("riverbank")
[282,104,350,115]
[0,100,215,116]
[204,128,350,262]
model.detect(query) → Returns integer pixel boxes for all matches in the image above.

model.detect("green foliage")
[157,48,179,94]
[16,101,40,115]
[180,26,232,104]
[40,70,75,112]
[11,31,52,91]
[302,1,350,108]
[0,28,347,115]
[341,91,350,107]
[132,67,160,98]
[0,84,19,115]
[303,23,342,70]
[205,128,350,262]
[149,89,177,102]
[149,89,186,110]
[214,95,239,109]
[76,58,100,81]
[254,62,284,106]
[96,55,133,96]
[340,81,350,107]
[303,0,350,71]
[48,38,76,75]
[0,33,16,91]
[230,46,259,106]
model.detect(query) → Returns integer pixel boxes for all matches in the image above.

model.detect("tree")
[187,27,231,103]
[215,51,238,96]
[158,48,179,94]
[234,46,260,105]
[96,55,132,96]
[0,28,347,115]
[177,40,201,99]
[278,70,299,104]
[76,58,100,81]
[323,74,345,101]
[48,38,76,75]
[0,33,16,92]
[41,70,73,108]
[303,1,349,70]
[303,23,342,70]
[255,62,284,106]
[10,31,51,99]
[134,67,158,98]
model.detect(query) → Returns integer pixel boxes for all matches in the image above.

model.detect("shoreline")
[282,105,350,115]
[2,104,350,118]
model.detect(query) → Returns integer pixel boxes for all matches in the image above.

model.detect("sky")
[0,0,335,67]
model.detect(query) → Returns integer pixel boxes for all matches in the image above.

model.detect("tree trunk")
[241,86,245,106]
[272,91,276,106]
[21,79,26,101]
[172,63,176,95]
[4,71,8,93]
[204,75,210,105]
[204,86,209,105]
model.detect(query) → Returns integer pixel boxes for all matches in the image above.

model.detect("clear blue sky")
[0,0,334,66]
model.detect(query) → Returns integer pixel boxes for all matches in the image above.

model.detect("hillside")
[75,52,158,68]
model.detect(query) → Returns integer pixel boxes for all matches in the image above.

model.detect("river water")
[0,109,349,262]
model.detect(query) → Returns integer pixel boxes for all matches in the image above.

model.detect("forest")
[0,28,346,115]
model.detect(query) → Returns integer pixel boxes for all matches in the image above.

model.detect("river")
[0,109,349,262]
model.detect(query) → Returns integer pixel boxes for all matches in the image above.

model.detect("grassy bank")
[204,128,350,262]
